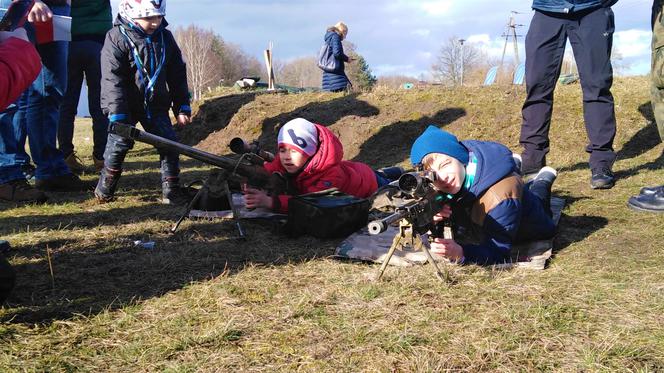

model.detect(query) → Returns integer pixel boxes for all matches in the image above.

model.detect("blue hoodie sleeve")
[461,198,521,265]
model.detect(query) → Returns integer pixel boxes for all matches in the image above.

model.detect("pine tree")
[343,41,377,91]
[351,55,377,90]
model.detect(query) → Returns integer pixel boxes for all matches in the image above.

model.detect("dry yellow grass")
[0,77,663,372]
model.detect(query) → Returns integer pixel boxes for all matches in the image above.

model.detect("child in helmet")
[94,0,191,204]
[244,118,401,213]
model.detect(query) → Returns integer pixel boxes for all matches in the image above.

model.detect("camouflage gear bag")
[285,189,370,239]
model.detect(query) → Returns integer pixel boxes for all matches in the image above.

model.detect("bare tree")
[278,56,322,88]
[431,36,483,86]
[174,25,221,101]
[215,40,265,85]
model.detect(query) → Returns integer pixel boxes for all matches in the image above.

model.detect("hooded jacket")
[0,37,40,110]
[321,30,350,92]
[264,124,378,213]
[454,140,556,264]
[100,15,190,123]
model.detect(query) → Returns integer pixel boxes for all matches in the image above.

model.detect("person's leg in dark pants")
[139,113,189,204]
[568,6,617,188]
[519,11,568,174]
[58,40,85,173]
[82,40,109,166]
[94,121,134,202]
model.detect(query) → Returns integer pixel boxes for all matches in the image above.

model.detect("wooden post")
[264,41,275,90]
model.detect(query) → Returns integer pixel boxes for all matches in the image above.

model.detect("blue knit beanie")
[410,125,469,166]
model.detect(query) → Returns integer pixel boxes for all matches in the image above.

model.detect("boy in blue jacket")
[410,126,557,265]
[94,0,191,204]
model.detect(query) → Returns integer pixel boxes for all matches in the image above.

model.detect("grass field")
[1,78,663,372]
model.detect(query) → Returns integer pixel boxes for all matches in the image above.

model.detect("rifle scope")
[229,138,275,162]
[398,171,437,197]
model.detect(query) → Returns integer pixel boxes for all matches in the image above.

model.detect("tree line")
[175,26,626,100]
[174,25,376,100]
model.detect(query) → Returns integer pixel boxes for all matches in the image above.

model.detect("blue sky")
[110,0,652,78]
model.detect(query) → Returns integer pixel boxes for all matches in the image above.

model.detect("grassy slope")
[0,77,663,372]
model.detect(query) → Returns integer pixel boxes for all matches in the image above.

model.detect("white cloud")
[467,34,491,44]
[420,0,453,16]
[412,29,431,37]
[614,29,651,58]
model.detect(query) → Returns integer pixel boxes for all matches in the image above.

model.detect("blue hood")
[459,140,518,202]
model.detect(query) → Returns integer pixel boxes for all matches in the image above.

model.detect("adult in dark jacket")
[321,22,352,92]
[95,0,192,204]
[410,126,557,265]
[57,0,113,173]
[519,0,619,190]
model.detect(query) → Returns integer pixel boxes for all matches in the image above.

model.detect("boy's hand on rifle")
[243,185,273,210]
[430,238,463,261]
[28,1,53,23]
[176,114,191,127]
[432,205,452,222]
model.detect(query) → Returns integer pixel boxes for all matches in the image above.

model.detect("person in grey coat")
[321,21,353,92]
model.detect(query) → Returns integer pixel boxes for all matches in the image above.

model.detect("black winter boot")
[162,178,192,205]
[94,168,122,203]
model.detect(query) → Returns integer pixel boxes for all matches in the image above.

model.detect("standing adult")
[0,28,43,202]
[57,0,112,173]
[626,0,664,213]
[321,21,353,92]
[519,0,619,189]
[0,0,91,203]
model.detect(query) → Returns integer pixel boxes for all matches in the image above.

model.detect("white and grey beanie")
[119,0,166,21]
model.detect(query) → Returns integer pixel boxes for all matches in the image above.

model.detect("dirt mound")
[179,77,653,170]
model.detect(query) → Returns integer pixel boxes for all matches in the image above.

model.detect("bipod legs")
[417,235,450,282]
[375,219,451,283]
[171,181,205,234]
[376,227,406,281]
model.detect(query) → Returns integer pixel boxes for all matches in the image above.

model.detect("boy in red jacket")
[244,118,397,213]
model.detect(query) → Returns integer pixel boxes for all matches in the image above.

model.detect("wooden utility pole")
[264,41,275,90]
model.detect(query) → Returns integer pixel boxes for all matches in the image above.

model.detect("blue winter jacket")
[531,0,617,13]
[453,140,556,265]
[321,31,350,92]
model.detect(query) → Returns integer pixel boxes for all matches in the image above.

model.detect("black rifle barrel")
[110,122,272,187]
[368,209,407,235]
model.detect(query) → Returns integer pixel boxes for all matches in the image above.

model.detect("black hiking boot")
[590,167,615,190]
[36,173,95,192]
[520,154,545,181]
[94,168,122,203]
[627,188,664,213]
[0,179,48,203]
[639,185,664,196]
[162,179,193,205]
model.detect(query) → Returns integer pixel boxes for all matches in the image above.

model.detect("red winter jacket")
[0,37,40,110]
[264,124,378,213]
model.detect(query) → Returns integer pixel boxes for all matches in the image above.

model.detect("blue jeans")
[58,40,108,160]
[103,113,180,181]
[0,105,28,184]
[0,3,72,183]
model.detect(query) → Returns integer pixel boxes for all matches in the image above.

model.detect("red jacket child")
[0,33,40,110]
[244,118,378,214]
